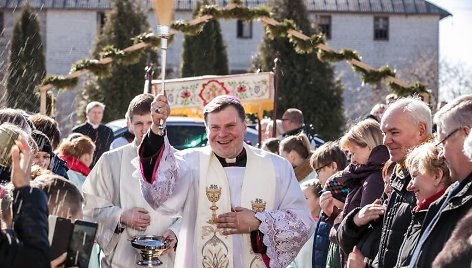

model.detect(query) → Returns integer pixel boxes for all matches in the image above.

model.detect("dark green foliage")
[180,1,229,77]
[83,0,155,122]
[5,4,46,113]
[252,0,344,140]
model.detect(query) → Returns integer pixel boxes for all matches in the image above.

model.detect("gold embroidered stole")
[196,145,276,268]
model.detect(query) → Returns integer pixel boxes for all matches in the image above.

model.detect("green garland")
[133,32,161,48]
[71,59,110,77]
[317,49,361,62]
[41,75,79,89]
[99,45,144,65]
[172,20,206,36]
[352,65,396,85]
[265,19,298,39]
[289,33,325,54]
[388,81,429,97]
[132,32,175,48]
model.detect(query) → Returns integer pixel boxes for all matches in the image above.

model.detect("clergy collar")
[86,120,100,129]
[215,148,247,167]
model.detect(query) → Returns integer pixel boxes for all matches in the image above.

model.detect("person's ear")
[433,168,444,187]
[330,161,338,171]
[418,122,427,140]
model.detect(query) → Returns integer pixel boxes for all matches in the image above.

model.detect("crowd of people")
[0,92,471,268]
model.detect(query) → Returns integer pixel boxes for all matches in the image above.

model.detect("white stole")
[196,145,276,268]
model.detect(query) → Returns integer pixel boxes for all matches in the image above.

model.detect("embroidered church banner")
[152,72,274,118]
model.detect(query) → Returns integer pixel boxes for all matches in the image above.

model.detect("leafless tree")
[439,59,472,100]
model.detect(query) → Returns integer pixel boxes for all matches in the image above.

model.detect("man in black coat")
[408,95,472,267]
[72,101,114,168]
[338,98,432,267]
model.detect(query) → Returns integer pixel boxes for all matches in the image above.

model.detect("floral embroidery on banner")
[198,80,230,105]
[255,210,310,268]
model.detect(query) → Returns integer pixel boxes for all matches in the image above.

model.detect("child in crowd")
[309,141,348,268]
[288,179,322,268]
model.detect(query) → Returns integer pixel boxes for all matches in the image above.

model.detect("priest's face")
[206,106,247,159]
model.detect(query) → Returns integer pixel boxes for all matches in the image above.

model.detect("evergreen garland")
[352,65,396,85]
[41,2,428,99]
[99,45,144,65]
[41,75,79,89]
[171,20,206,35]
[132,32,175,48]
[289,33,325,54]
[265,19,297,39]
[388,81,429,96]
[71,59,110,77]
[317,49,360,62]
[133,32,161,48]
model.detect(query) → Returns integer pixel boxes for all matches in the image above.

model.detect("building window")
[97,12,106,32]
[374,17,389,41]
[318,15,331,39]
[237,20,252,39]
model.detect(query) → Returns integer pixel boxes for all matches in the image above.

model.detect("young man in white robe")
[137,94,315,268]
[82,94,180,268]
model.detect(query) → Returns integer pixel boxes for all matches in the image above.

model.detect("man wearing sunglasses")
[408,95,472,267]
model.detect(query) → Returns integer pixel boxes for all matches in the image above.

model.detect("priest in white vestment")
[135,95,315,268]
[83,94,180,268]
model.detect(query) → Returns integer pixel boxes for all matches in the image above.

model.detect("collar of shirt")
[215,148,247,167]
[86,120,100,129]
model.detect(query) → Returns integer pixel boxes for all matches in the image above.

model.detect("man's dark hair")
[203,95,246,123]
[29,114,61,149]
[126,93,154,120]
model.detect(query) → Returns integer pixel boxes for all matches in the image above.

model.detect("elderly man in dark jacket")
[408,95,472,267]
[338,98,432,267]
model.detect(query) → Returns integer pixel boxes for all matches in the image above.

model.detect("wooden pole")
[40,89,47,115]
[272,56,281,138]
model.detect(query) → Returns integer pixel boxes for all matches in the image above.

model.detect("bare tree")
[439,59,472,100]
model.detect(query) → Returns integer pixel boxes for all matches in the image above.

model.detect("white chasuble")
[196,146,276,268]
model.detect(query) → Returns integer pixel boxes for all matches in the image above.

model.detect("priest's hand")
[150,93,170,135]
[216,207,261,235]
[120,207,151,231]
[161,229,178,255]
